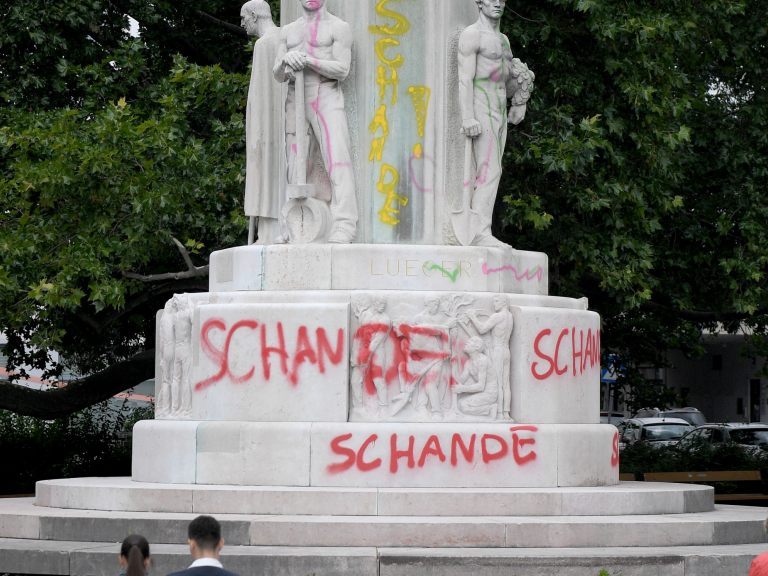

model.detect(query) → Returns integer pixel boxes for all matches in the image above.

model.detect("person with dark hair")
[119,534,150,576]
[167,516,239,576]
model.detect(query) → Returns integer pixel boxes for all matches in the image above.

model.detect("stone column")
[280,0,477,245]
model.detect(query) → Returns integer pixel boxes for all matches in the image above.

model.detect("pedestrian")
[119,534,151,576]
[167,515,239,576]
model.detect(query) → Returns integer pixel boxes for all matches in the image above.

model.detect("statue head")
[241,0,275,38]
[475,0,505,21]
[354,295,371,313]
[374,296,387,313]
[170,293,189,312]
[465,336,485,354]
[425,297,440,315]
[492,294,508,312]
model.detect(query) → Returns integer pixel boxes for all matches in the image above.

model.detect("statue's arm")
[502,34,515,93]
[503,35,534,126]
[469,313,494,334]
[458,27,481,137]
[305,20,352,81]
[273,28,289,82]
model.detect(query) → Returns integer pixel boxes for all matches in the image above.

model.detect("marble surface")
[210,244,549,294]
[132,421,618,488]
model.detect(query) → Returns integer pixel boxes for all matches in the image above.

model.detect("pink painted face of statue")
[301,0,325,11]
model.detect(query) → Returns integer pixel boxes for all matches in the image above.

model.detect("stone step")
[35,478,714,516]
[2,497,765,549]
[1,538,766,576]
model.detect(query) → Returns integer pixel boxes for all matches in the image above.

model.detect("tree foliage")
[0,402,152,494]
[499,0,768,404]
[1,0,767,415]
[0,0,251,405]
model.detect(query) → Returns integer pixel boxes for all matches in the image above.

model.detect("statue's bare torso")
[462,22,513,89]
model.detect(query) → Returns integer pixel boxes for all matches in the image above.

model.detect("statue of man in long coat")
[242,0,282,244]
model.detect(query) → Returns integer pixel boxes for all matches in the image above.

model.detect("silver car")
[677,424,768,453]
[633,407,706,427]
[618,417,694,451]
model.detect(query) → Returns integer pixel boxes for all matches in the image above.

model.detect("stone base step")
[3,497,765,549]
[2,538,766,576]
[35,478,714,516]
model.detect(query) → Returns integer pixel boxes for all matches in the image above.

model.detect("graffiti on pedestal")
[530,326,601,381]
[349,293,514,422]
[194,318,345,390]
[327,425,538,475]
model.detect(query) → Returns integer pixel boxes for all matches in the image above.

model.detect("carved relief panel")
[349,291,515,422]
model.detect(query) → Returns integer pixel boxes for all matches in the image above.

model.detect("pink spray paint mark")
[481,262,544,282]
[310,97,339,177]
[301,13,346,178]
[476,140,494,186]
[307,13,320,57]
[409,153,435,193]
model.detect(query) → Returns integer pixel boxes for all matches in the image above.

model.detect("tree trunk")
[0,350,155,419]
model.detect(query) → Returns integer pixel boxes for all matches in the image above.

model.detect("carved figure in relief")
[241,0,283,244]
[273,0,358,243]
[455,0,534,247]
[156,295,193,417]
[351,296,391,411]
[392,297,454,419]
[156,301,175,417]
[450,336,498,418]
[171,295,193,416]
[463,294,514,419]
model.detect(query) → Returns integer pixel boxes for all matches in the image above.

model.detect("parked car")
[600,412,626,426]
[676,423,768,453]
[633,407,706,427]
[618,417,694,451]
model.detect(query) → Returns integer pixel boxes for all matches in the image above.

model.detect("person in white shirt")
[166,516,239,576]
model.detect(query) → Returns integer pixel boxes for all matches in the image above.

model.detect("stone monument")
[138,0,616,489]
[5,3,766,574]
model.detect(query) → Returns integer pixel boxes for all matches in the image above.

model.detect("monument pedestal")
[132,421,617,488]
[146,244,616,490]
[2,246,760,576]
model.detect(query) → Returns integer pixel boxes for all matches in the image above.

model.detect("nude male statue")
[273,0,358,243]
[458,0,534,247]
[157,300,175,416]
[171,295,193,416]
[242,0,283,245]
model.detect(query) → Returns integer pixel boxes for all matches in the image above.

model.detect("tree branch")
[172,237,196,271]
[505,8,546,24]
[0,350,155,419]
[124,237,209,282]
[194,10,248,38]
